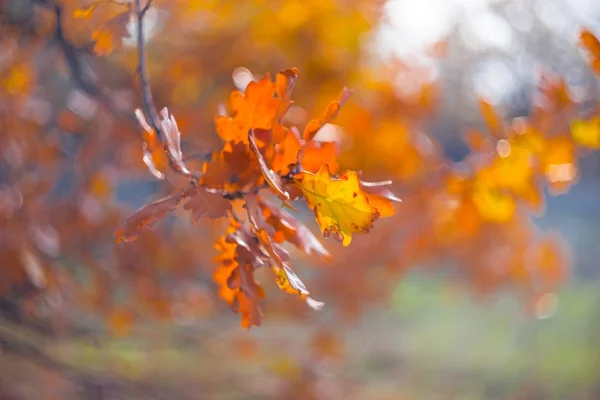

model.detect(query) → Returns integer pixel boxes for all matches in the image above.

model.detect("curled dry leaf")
[248,129,290,201]
[115,193,183,242]
[160,107,191,175]
[257,197,330,259]
[256,229,323,310]
[136,108,166,179]
[296,163,380,246]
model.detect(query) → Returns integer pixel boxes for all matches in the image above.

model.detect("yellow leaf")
[295,163,379,246]
[570,118,600,148]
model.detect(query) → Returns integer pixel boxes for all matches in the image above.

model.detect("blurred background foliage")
[1,0,600,398]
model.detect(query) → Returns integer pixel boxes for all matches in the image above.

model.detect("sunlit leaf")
[296,163,379,246]
[303,87,353,141]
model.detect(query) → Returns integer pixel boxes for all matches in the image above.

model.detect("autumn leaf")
[257,197,330,259]
[183,187,232,221]
[135,109,167,179]
[91,29,114,56]
[360,179,401,218]
[115,193,184,243]
[570,117,600,148]
[303,87,353,141]
[249,130,290,200]
[228,247,265,329]
[255,229,324,310]
[159,107,192,175]
[90,10,131,56]
[201,141,261,191]
[73,4,98,19]
[301,141,340,174]
[271,126,302,175]
[215,73,281,143]
[296,163,379,246]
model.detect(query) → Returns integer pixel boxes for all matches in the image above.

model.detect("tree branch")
[134,0,202,183]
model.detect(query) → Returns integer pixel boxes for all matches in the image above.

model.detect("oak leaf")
[215,74,281,143]
[248,130,290,200]
[255,230,324,310]
[183,188,232,221]
[201,141,261,191]
[296,163,379,246]
[115,193,183,243]
[360,180,401,218]
[303,87,353,141]
[257,197,330,259]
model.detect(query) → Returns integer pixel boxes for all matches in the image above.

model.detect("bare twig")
[134,0,201,184]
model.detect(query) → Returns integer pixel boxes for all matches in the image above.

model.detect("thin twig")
[134,0,202,183]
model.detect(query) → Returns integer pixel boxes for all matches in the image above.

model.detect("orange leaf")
[91,29,114,56]
[201,141,260,191]
[360,180,401,218]
[215,74,281,143]
[303,87,353,141]
[301,141,340,174]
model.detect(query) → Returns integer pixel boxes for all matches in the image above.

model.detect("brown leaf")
[115,194,183,243]
[183,187,231,221]
[258,198,330,259]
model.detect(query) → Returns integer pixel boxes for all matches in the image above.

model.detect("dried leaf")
[183,188,231,221]
[115,194,183,242]
[249,129,290,200]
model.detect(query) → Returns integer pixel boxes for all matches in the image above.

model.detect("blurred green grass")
[6,273,599,399]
